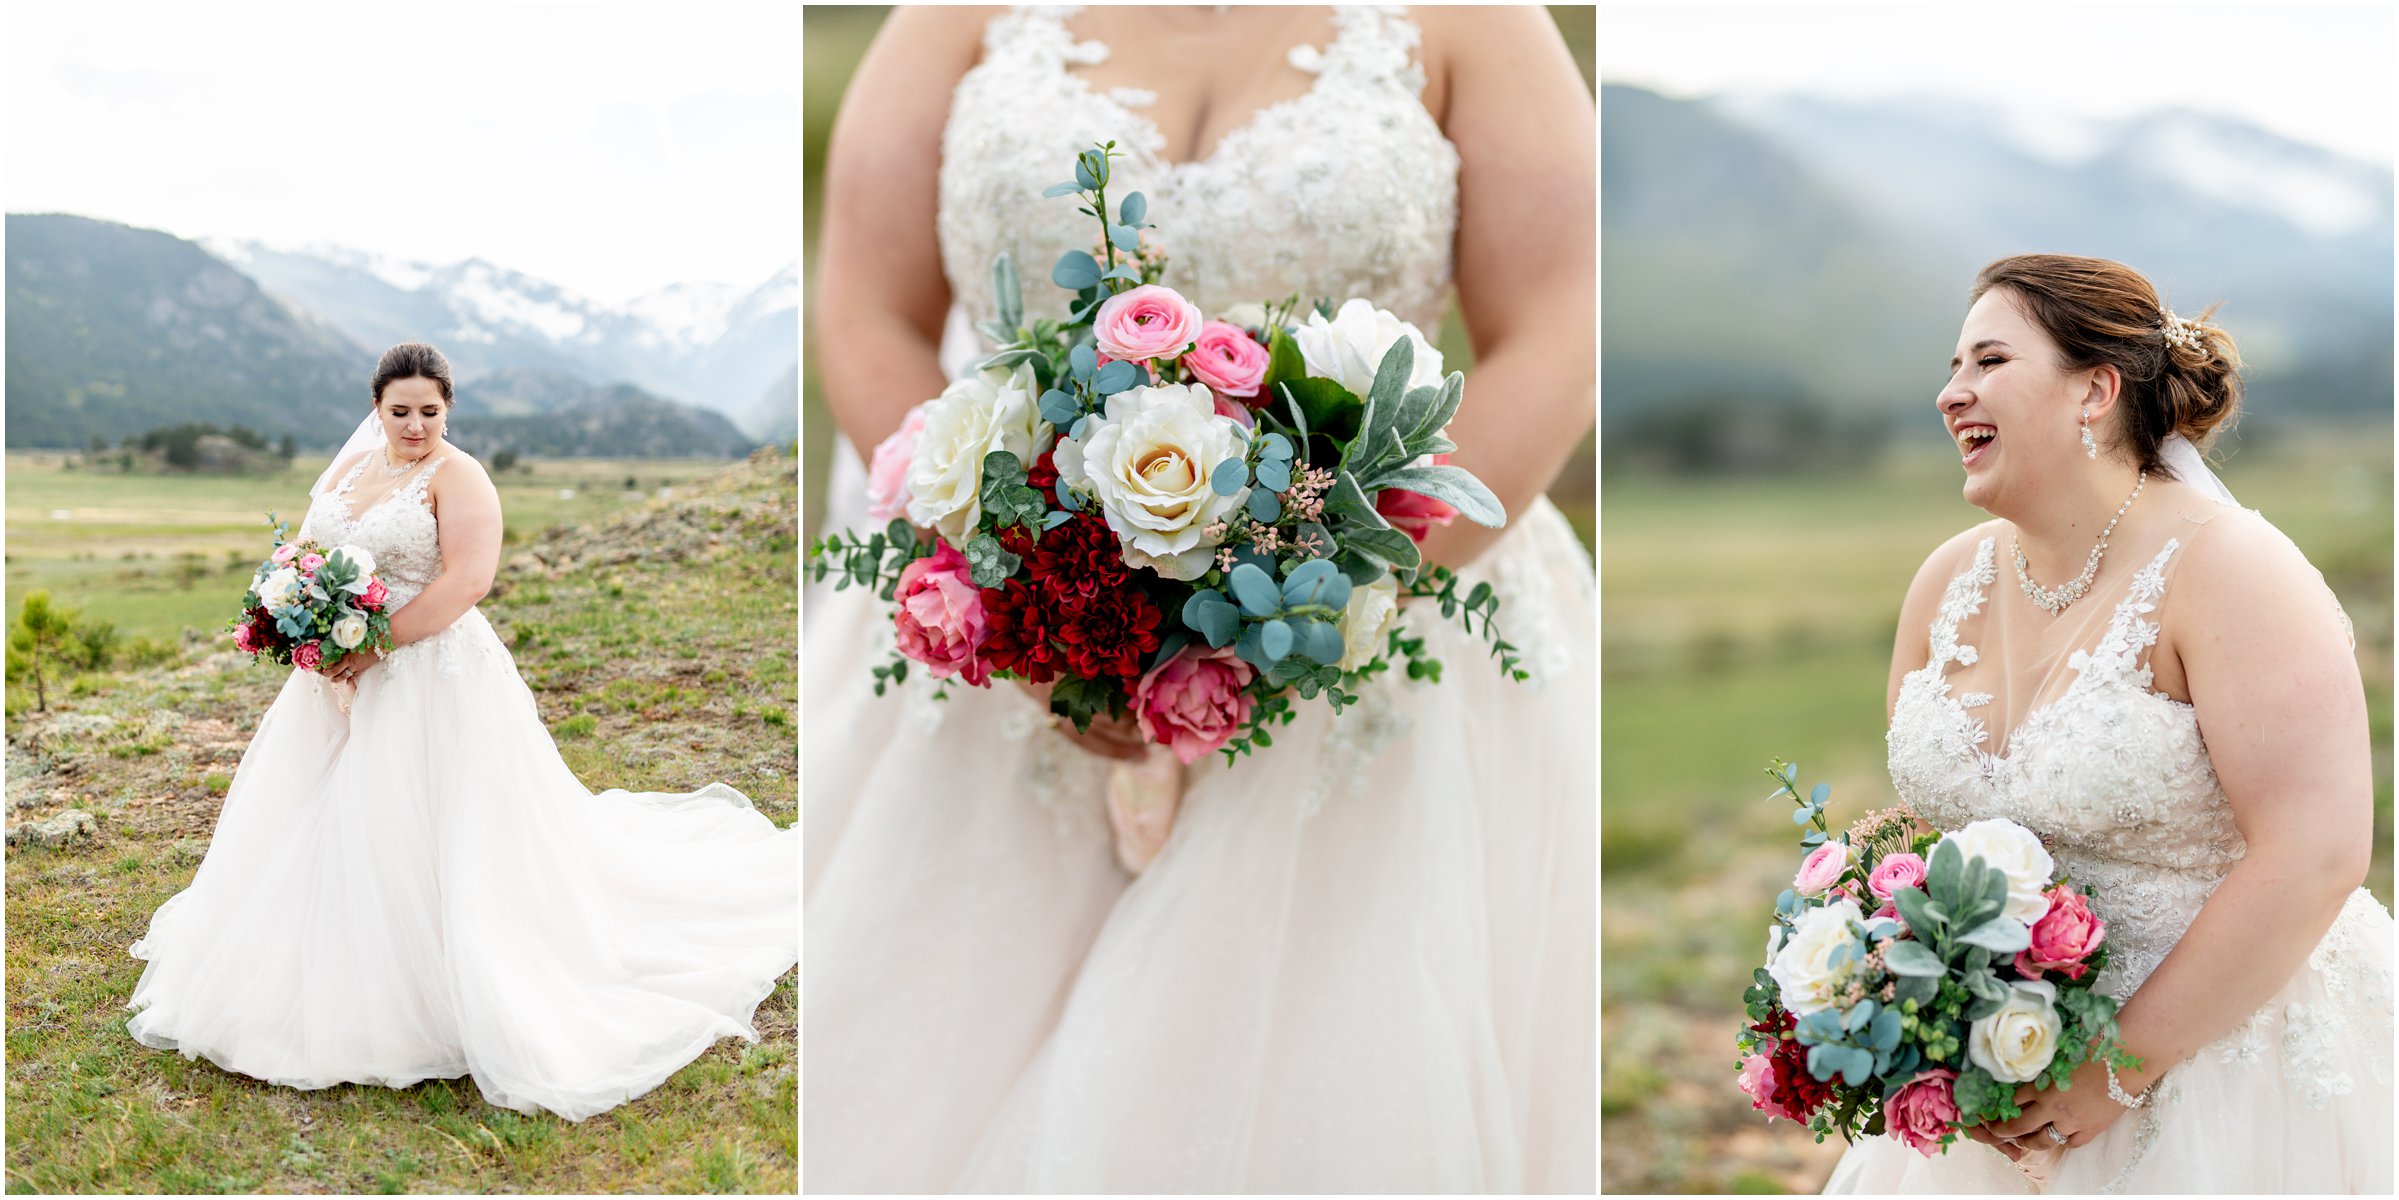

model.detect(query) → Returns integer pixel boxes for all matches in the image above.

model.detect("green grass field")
[1599,422,2395,1193]
[5,451,798,1194]
[5,453,745,647]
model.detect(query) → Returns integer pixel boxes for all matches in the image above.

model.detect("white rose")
[330,611,368,650]
[1938,818,2057,925]
[333,544,376,577]
[1767,897,1865,1016]
[1336,575,1400,670]
[1765,923,1787,969]
[1216,301,1270,332]
[1289,298,1445,399]
[1968,977,2062,1083]
[903,364,1048,543]
[256,566,301,611]
[1053,382,1250,580]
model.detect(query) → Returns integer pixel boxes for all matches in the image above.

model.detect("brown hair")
[1970,254,2242,476]
[372,343,455,404]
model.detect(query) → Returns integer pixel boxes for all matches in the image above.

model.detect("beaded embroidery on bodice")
[301,453,450,612]
[1886,535,2246,999]
[939,4,1460,333]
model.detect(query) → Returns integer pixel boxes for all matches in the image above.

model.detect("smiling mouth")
[1957,426,1996,466]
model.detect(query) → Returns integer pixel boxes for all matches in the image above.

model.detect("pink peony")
[1868,852,1929,901]
[1092,284,1204,364]
[1793,840,1852,897]
[232,622,256,654]
[865,405,930,524]
[891,541,992,685]
[298,553,326,572]
[1132,644,1256,765]
[1885,1069,1961,1157]
[292,641,323,672]
[1181,320,1270,399]
[359,578,389,611]
[2015,887,2107,981]
[1375,454,1459,544]
[1737,1052,1803,1123]
[1211,391,1257,428]
[271,542,301,566]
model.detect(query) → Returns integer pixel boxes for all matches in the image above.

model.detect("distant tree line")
[77,424,296,473]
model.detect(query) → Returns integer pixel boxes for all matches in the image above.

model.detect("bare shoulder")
[877,5,1004,66]
[1906,521,2002,606]
[428,448,498,501]
[2171,504,2337,617]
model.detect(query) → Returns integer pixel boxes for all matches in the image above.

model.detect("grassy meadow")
[1599,422,2396,1194]
[5,451,799,1194]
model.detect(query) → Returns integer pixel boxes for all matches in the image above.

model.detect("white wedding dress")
[1827,510,2393,1192]
[126,450,798,1121]
[804,6,1594,1193]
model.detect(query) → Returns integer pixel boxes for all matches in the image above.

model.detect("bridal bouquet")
[811,143,1525,765]
[1735,761,2139,1156]
[229,516,393,672]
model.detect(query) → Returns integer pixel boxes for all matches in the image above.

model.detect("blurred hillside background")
[801,6,1597,548]
[1599,5,2394,1192]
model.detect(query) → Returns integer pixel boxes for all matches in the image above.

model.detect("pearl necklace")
[378,448,423,479]
[2012,470,2146,615]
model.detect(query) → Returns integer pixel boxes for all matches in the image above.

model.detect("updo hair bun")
[1969,254,2245,476]
[2156,304,2242,448]
[373,342,455,404]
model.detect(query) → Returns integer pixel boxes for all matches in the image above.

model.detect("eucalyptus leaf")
[1259,432,1293,461]
[1053,250,1101,291]
[1211,458,1249,497]
[1870,1007,1904,1052]
[1280,557,1340,605]
[1188,598,1240,647]
[1229,563,1283,617]
[1800,830,1827,847]
[992,253,1021,332]
[1234,624,1275,674]
[1255,458,1292,493]
[1108,222,1141,254]
[1094,359,1141,395]
[1101,263,1144,284]
[1119,191,1147,226]
[1295,617,1345,664]
[1260,618,1293,662]
[1881,939,1947,977]
[1074,154,1099,191]
[1957,917,2033,955]
[1246,489,1282,523]
[1057,484,1084,513]
[1070,343,1098,380]
[1043,181,1083,198]
[1041,511,1072,531]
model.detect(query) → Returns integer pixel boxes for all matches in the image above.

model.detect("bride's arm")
[1411,7,1594,571]
[1988,511,2372,1149]
[814,7,999,453]
[384,457,503,648]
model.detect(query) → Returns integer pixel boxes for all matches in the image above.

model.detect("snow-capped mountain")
[213,241,797,438]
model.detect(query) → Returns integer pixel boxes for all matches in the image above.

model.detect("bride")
[1825,255,2392,1192]
[806,5,1594,1193]
[125,343,798,1122]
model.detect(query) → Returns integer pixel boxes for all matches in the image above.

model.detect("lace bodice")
[938,5,1460,333]
[1887,535,2246,997]
[300,453,452,612]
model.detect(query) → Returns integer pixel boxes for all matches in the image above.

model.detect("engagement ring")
[2043,1126,2068,1146]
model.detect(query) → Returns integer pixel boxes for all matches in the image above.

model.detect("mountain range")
[1601,84,2393,449]
[5,214,794,456]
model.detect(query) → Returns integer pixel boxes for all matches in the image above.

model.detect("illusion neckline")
[1032,6,1416,174]
[329,451,448,526]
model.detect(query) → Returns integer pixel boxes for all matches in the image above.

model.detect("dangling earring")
[2081,409,2097,460]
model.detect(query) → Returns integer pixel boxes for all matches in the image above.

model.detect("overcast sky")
[1601,3,2394,166]
[6,3,799,306]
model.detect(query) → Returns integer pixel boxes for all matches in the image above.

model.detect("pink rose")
[1092,284,1203,364]
[292,641,323,672]
[1375,454,1459,544]
[298,553,326,572]
[865,405,930,524]
[1793,840,1853,897]
[1885,1069,1961,1157]
[1868,852,1928,901]
[359,579,389,611]
[1181,320,1270,399]
[1211,392,1257,428]
[892,542,992,685]
[1737,1052,1801,1123]
[232,622,256,653]
[271,543,301,566]
[1132,644,1256,765]
[2015,887,2107,981]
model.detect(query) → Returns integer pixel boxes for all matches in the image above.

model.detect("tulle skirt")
[125,609,799,1122]
[803,440,1596,1193]
[1823,888,2395,1194]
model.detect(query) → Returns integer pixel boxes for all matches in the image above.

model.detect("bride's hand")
[1980,1058,2135,1153]
[322,646,384,684]
[1011,679,1149,761]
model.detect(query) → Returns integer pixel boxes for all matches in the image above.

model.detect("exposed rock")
[7,809,96,848]
[40,713,116,741]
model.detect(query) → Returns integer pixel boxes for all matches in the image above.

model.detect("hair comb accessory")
[2161,310,2206,352]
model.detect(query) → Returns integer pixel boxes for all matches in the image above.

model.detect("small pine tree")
[8,592,77,712]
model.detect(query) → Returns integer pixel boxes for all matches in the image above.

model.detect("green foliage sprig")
[807,518,935,601]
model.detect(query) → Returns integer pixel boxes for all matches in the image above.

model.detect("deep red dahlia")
[979,579,1062,684]
[1746,1010,1835,1118]
[1054,586,1163,679]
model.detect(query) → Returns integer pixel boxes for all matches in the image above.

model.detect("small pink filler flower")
[891,541,992,686]
[1132,644,1256,765]
[1092,284,1203,365]
[1885,1068,1961,1157]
